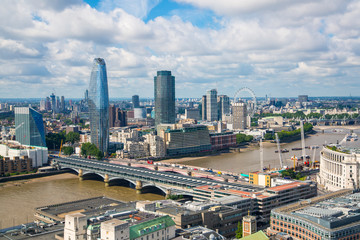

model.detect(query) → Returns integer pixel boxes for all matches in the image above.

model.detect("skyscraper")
[206,89,218,121]
[50,93,56,113]
[201,95,207,121]
[88,58,109,154]
[154,71,175,126]
[15,107,46,147]
[61,96,65,112]
[232,102,247,130]
[132,95,140,108]
[217,95,230,120]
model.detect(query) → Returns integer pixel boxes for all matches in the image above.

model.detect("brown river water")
[0,128,359,228]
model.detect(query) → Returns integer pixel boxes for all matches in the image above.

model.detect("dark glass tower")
[15,107,46,147]
[89,58,109,154]
[132,95,140,108]
[154,71,175,126]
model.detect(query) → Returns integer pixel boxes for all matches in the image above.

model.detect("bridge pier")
[165,189,171,199]
[78,169,83,181]
[104,174,109,187]
[136,180,142,194]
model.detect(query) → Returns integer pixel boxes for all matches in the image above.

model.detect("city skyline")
[0,1,360,98]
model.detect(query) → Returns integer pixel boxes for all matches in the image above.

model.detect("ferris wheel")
[233,87,257,117]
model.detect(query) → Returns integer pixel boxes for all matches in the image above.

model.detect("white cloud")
[0,0,359,98]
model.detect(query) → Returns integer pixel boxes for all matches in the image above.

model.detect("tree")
[62,146,74,155]
[264,133,274,140]
[46,132,66,149]
[81,142,103,160]
[66,131,80,144]
[235,221,242,239]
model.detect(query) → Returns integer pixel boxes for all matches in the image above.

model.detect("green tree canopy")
[66,131,80,144]
[81,143,103,160]
[236,134,253,144]
[62,146,74,155]
[46,131,66,149]
[235,221,242,239]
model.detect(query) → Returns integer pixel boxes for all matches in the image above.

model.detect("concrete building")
[202,95,207,121]
[154,71,175,126]
[144,133,165,157]
[0,141,48,168]
[243,214,257,237]
[192,180,317,224]
[206,89,218,121]
[101,219,129,240]
[64,213,87,240]
[15,107,46,147]
[298,95,308,104]
[249,172,276,187]
[232,102,247,130]
[268,189,360,240]
[318,145,360,191]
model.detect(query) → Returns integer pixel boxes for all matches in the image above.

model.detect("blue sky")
[0,0,359,98]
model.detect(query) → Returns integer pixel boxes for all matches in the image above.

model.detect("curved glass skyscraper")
[154,71,175,126]
[89,58,109,154]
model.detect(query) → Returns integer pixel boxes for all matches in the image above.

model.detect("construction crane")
[275,133,284,169]
[59,139,63,157]
[260,138,264,172]
[300,120,306,161]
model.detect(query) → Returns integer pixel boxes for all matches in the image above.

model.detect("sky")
[0,0,360,99]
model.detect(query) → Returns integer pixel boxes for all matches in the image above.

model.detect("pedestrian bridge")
[53,156,263,198]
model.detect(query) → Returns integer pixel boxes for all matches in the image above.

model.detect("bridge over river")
[54,156,263,199]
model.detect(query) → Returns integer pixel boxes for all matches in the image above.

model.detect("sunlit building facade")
[15,107,46,147]
[89,58,109,154]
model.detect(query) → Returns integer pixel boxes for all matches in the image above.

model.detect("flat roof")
[36,196,135,220]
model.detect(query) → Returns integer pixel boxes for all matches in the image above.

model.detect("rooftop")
[36,196,135,220]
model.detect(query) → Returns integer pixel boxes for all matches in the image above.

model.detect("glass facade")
[154,71,175,126]
[206,89,218,121]
[89,58,109,154]
[15,107,46,147]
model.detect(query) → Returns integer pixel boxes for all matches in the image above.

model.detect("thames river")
[0,127,359,228]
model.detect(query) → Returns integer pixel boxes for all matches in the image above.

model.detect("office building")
[209,132,237,150]
[132,95,140,108]
[61,96,65,112]
[185,108,200,120]
[89,58,109,154]
[15,107,46,147]
[40,99,46,111]
[206,89,218,121]
[217,95,230,120]
[50,93,56,113]
[202,95,207,121]
[317,145,360,191]
[269,189,360,240]
[232,102,247,130]
[159,124,211,156]
[154,71,175,126]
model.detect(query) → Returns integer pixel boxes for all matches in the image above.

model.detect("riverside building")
[317,145,360,191]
